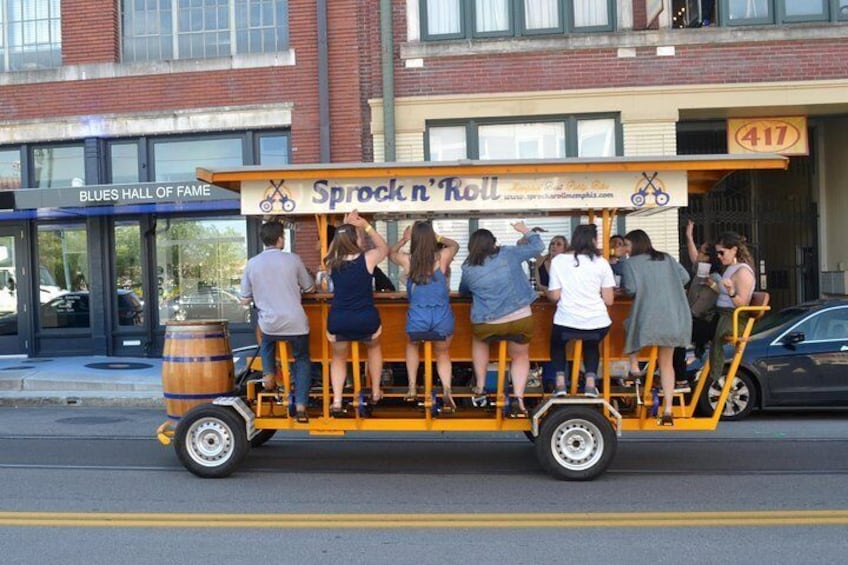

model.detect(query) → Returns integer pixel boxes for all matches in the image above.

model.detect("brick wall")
[61,1,119,65]
[393,40,848,98]
[0,0,380,169]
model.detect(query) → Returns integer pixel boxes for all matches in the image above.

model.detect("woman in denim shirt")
[459,221,545,417]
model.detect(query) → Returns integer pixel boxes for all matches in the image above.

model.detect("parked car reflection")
[160,288,251,324]
[0,290,143,335]
[699,299,848,420]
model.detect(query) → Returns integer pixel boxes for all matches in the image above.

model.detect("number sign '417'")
[727,117,808,156]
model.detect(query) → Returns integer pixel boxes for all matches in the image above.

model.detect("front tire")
[698,370,757,421]
[535,406,616,481]
[250,429,277,447]
[175,404,249,478]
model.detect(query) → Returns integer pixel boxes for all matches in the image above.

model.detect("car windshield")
[753,306,812,334]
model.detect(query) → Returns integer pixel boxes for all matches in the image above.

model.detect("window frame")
[721,0,838,25]
[0,0,63,72]
[420,0,615,41]
[424,113,622,160]
[120,0,290,63]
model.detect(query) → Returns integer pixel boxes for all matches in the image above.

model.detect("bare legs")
[328,329,384,410]
[657,346,675,415]
[406,337,454,408]
[471,335,489,393]
[508,341,530,410]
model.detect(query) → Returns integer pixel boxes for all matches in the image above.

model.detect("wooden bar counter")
[301,292,633,362]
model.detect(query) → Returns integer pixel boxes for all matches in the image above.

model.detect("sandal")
[658,412,674,426]
[509,400,529,419]
[330,404,346,417]
[441,389,456,414]
[295,407,309,424]
[370,390,384,405]
[404,388,418,402]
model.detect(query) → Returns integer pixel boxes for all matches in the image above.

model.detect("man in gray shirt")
[241,222,315,422]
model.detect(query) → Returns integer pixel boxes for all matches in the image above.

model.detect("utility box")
[821,271,848,296]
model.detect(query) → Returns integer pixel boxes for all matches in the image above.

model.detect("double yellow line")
[1,510,848,528]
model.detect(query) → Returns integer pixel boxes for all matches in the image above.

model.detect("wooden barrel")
[162,320,235,421]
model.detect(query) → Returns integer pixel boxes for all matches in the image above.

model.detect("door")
[0,225,30,355]
[112,219,151,356]
[763,306,848,406]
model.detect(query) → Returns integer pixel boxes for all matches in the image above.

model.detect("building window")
[31,145,85,189]
[257,134,289,165]
[427,115,620,160]
[106,130,290,183]
[0,149,21,190]
[155,216,249,326]
[121,0,290,63]
[109,142,140,184]
[0,0,62,72]
[723,0,834,24]
[152,137,243,181]
[37,223,89,329]
[421,0,614,40]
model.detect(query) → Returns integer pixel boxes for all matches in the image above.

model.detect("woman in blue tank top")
[390,221,460,412]
[324,210,389,415]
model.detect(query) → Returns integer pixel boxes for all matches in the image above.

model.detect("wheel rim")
[185,417,235,468]
[550,418,604,472]
[708,376,750,416]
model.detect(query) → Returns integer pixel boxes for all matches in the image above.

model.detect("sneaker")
[702,18,710,26]
[553,387,568,398]
[584,385,599,398]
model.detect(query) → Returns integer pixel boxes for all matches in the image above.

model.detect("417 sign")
[727,117,808,156]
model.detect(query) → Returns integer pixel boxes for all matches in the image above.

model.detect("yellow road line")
[1,510,848,528]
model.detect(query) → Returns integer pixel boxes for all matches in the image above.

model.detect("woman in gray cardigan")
[620,230,691,425]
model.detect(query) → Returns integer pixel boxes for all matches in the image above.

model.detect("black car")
[0,290,143,334]
[699,299,848,420]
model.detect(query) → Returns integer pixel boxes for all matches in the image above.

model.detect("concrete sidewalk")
[0,355,165,407]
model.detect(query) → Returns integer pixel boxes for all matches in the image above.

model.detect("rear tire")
[175,404,248,478]
[535,406,616,481]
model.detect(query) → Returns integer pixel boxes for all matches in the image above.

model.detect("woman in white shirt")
[546,224,616,397]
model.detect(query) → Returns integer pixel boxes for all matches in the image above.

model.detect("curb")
[0,394,165,409]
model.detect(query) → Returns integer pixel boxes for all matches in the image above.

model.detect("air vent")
[821,271,848,295]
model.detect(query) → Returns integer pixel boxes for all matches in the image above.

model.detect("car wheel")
[698,370,757,421]
[175,404,249,478]
[535,406,616,481]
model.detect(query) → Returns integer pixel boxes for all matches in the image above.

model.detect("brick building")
[0,0,846,357]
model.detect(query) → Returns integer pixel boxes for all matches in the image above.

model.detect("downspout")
[317,0,331,162]
[380,0,396,162]
[380,0,398,283]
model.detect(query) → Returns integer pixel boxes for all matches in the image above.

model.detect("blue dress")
[328,254,381,339]
[406,268,454,337]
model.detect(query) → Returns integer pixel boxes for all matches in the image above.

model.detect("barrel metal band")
[163,333,228,339]
[162,354,233,363]
[163,391,234,400]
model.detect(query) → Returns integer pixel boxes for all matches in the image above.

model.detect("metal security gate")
[678,126,819,311]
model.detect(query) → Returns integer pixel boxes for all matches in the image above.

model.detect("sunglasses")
[716,249,729,257]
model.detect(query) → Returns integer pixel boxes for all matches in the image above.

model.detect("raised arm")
[685,219,699,266]
[346,210,389,271]
[437,234,460,273]
[389,225,411,272]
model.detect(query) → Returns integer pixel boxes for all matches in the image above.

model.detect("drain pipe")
[380,0,396,162]
[317,0,330,162]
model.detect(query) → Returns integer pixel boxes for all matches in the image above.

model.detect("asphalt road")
[0,407,847,564]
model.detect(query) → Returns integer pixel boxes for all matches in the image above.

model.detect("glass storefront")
[155,216,249,325]
[37,224,89,329]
